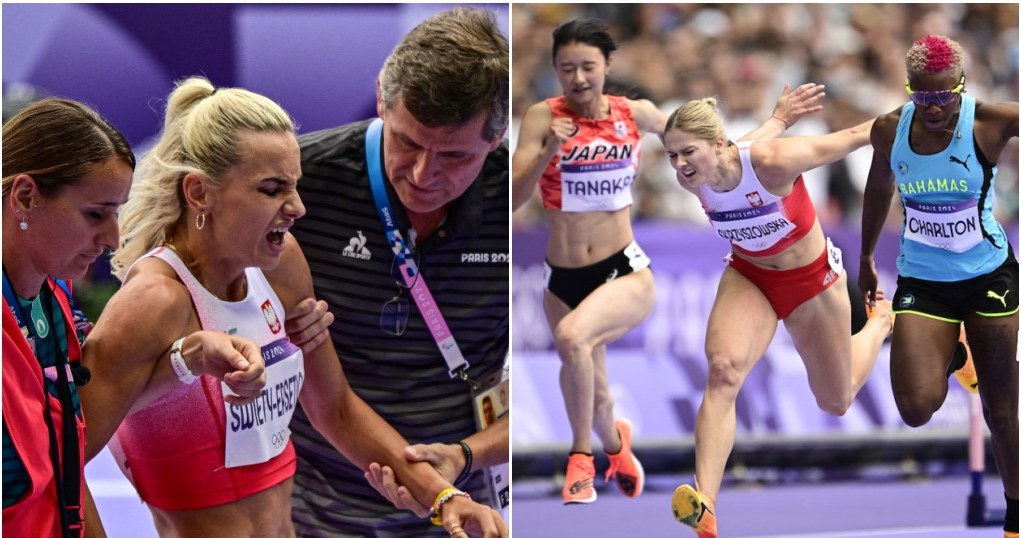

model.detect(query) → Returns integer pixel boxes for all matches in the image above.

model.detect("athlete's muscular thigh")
[704,267,777,377]
[964,313,1019,395]
[784,273,853,399]
[563,269,655,348]
[889,314,959,412]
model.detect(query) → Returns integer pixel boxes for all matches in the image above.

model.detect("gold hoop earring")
[196,212,206,230]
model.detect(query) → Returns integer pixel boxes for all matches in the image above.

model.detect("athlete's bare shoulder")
[870,106,905,153]
[974,100,1019,134]
[625,97,666,135]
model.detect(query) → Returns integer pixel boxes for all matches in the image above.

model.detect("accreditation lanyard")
[2,272,65,359]
[4,271,40,336]
[364,118,471,379]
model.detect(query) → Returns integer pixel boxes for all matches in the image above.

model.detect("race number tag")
[903,198,982,253]
[223,338,304,468]
[826,237,844,275]
[707,202,796,253]
[560,160,636,212]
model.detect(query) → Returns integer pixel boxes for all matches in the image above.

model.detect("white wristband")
[169,337,198,384]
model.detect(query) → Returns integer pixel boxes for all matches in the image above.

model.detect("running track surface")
[511,474,1007,537]
[89,447,1006,537]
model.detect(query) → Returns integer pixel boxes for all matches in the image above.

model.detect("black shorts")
[893,246,1019,322]
[544,241,651,309]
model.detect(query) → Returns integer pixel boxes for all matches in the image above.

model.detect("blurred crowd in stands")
[511,3,1019,231]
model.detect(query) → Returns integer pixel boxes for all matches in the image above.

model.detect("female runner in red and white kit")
[79,77,506,538]
[662,97,894,538]
[511,17,823,506]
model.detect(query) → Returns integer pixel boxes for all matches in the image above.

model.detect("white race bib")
[223,338,304,468]
[903,198,983,253]
[560,160,636,212]
[707,201,796,252]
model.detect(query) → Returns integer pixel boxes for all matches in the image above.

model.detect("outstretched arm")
[859,114,900,307]
[751,117,875,189]
[737,83,826,142]
[629,97,668,136]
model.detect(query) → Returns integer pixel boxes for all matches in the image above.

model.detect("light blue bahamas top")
[889,95,1008,281]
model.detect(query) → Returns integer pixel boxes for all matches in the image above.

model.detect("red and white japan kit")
[540,94,641,212]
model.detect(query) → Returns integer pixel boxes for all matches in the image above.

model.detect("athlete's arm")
[366,416,509,516]
[83,483,107,538]
[858,113,901,306]
[459,413,508,471]
[512,102,570,211]
[266,235,506,532]
[628,97,667,136]
[737,83,826,142]
[975,100,1019,163]
[751,117,875,189]
[80,263,265,462]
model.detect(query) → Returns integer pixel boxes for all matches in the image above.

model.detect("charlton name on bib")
[903,198,982,253]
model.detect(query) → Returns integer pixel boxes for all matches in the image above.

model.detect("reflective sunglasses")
[380,251,421,336]
[905,75,965,108]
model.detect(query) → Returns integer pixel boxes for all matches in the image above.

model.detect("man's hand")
[285,298,335,355]
[365,443,465,517]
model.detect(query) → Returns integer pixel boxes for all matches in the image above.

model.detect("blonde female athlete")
[662,97,894,537]
[512,17,823,505]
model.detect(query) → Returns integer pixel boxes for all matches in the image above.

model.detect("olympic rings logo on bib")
[270,429,289,449]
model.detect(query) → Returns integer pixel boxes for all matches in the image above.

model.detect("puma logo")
[949,154,971,172]
[987,289,1009,308]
